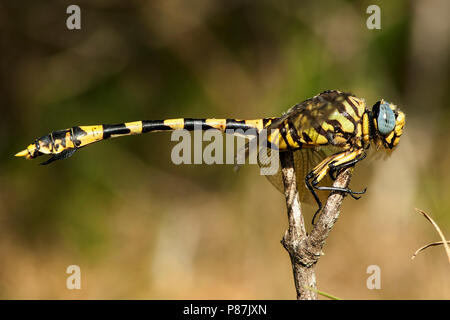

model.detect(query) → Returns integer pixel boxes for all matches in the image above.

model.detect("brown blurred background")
[0,0,449,299]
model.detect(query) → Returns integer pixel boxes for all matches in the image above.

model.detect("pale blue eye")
[378,103,396,136]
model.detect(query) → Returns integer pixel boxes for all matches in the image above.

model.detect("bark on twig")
[279,151,353,300]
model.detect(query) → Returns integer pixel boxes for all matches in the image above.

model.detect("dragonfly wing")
[265,90,349,142]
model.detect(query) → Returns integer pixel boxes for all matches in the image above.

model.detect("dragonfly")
[15,90,405,223]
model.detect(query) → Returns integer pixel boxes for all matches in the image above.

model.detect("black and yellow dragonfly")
[15,90,405,222]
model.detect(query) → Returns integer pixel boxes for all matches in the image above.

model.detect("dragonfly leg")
[326,149,367,197]
[328,170,337,181]
[329,151,367,178]
[312,185,367,199]
[321,161,367,198]
[305,172,323,225]
[308,175,366,224]
[306,148,367,224]
[306,152,345,224]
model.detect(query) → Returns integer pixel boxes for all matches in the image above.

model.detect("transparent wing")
[265,90,349,138]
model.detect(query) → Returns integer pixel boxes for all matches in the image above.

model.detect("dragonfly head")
[371,100,405,150]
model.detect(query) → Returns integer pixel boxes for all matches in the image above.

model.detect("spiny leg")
[322,148,367,197]
[307,148,366,224]
[305,171,323,225]
[328,152,367,181]
[312,184,366,200]
[306,153,345,224]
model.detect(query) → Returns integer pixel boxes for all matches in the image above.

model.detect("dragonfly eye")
[374,101,396,136]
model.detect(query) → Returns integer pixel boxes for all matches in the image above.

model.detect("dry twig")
[412,241,450,260]
[412,208,450,263]
[279,151,353,300]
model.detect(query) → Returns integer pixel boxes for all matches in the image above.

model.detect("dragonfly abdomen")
[15,118,277,163]
[142,118,273,132]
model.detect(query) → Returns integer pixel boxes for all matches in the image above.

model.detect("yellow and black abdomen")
[15,118,277,164]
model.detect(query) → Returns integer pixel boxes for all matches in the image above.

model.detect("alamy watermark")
[366,5,381,30]
[66,5,81,30]
[366,265,381,290]
[170,127,280,175]
[66,265,81,290]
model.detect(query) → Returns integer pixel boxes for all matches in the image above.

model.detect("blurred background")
[0,0,449,299]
